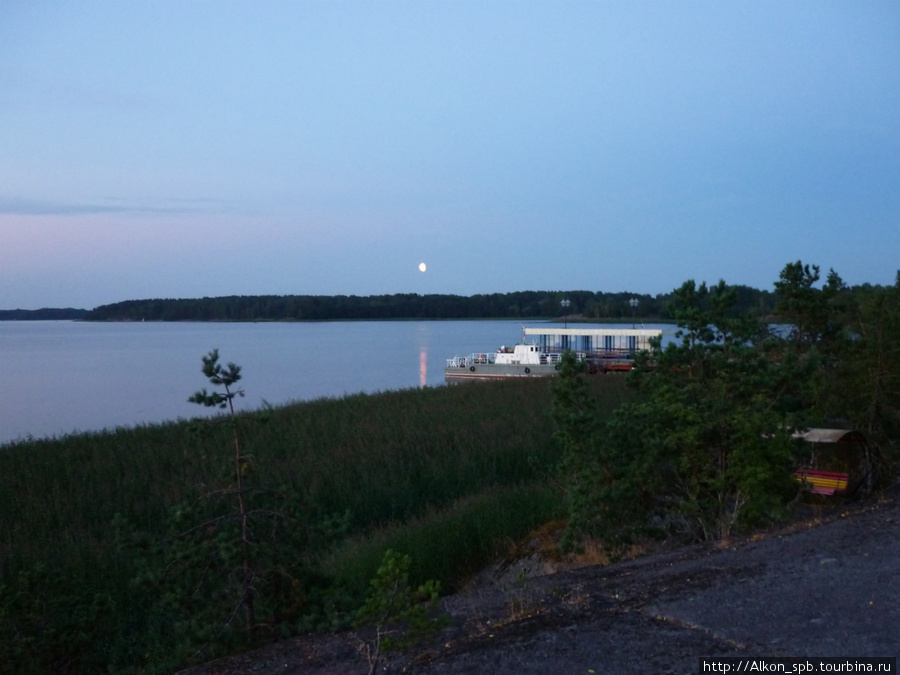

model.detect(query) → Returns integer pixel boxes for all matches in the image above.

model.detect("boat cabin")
[494,343,556,366]
[523,327,660,357]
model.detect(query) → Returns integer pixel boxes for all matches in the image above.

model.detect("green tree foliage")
[555,279,801,550]
[837,277,900,446]
[554,263,900,553]
[354,549,443,675]
[186,349,259,635]
[0,564,115,673]
[83,288,777,322]
[779,269,900,477]
[0,307,88,320]
[774,261,844,347]
[773,262,900,470]
[550,351,600,550]
[121,350,329,668]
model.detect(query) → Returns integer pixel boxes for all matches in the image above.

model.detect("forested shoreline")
[83,286,778,322]
[8,282,896,323]
[0,308,88,320]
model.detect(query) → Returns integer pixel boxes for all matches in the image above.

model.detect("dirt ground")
[180,486,900,674]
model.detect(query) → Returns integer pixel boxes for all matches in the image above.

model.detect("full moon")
[418,262,427,272]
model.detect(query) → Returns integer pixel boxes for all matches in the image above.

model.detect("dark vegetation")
[84,287,776,322]
[552,262,900,553]
[1,261,898,673]
[0,372,628,673]
[0,307,88,320]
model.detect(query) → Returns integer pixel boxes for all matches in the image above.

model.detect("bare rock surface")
[181,488,900,674]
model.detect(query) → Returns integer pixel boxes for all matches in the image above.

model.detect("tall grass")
[0,374,631,672]
[321,481,565,598]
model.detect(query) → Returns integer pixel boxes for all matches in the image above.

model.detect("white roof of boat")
[524,327,662,337]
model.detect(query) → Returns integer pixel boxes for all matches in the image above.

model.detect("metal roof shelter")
[792,428,867,445]
[792,428,872,494]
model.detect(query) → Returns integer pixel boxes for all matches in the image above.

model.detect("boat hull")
[444,357,637,381]
[444,363,559,380]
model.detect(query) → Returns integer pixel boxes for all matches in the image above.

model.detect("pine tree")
[557,280,800,550]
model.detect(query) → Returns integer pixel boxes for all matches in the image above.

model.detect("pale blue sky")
[1,1,898,309]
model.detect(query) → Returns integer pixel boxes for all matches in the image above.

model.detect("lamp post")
[561,299,571,329]
[629,298,639,329]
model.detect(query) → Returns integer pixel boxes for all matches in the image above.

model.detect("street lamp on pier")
[629,298,639,329]
[561,299,571,329]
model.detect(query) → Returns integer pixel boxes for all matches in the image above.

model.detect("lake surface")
[0,320,676,445]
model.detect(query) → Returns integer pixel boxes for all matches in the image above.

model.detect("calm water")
[0,320,675,445]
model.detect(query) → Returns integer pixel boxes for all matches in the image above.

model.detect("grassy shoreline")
[1,375,632,672]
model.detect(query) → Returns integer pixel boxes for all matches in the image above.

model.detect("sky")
[1,1,898,310]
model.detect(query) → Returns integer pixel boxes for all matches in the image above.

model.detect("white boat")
[444,326,661,380]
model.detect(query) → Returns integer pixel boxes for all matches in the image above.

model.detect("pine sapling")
[188,348,256,631]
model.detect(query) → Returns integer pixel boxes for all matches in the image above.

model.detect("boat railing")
[446,352,498,368]
[585,348,634,360]
[543,348,634,361]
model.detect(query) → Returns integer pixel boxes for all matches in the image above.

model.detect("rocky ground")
[181,486,900,674]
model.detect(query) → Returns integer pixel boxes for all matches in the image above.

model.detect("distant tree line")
[84,286,778,322]
[0,308,89,320]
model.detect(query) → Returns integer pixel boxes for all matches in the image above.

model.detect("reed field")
[0,375,631,673]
